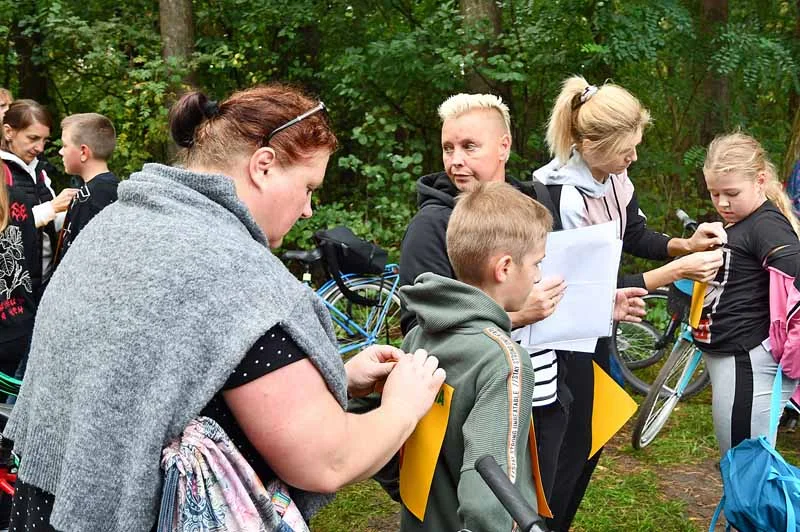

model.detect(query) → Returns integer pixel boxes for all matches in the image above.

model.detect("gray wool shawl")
[3,163,347,532]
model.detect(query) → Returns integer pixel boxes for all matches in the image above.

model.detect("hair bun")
[202,100,219,119]
[168,91,216,148]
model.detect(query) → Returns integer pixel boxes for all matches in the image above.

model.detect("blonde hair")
[0,88,12,105]
[546,75,651,164]
[446,181,552,285]
[438,93,511,135]
[61,113,117,161]
[704,131,800,236]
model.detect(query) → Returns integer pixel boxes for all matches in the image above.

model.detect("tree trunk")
[697,0,729,193]
[781,0,800,179]
[159,0,196,160]
[785,107,800,181]
[159,0,196,88]
[459,0,502,94]
[12,12,49,104]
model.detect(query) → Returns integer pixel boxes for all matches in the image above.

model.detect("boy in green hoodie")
[399,181,553,532]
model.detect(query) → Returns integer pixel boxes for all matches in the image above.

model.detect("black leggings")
[546,339,610,531]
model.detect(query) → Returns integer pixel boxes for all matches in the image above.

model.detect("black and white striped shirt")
[528,348,558,407]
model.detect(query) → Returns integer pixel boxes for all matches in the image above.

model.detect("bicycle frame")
[317,264,401,356]
[670,326,704,398]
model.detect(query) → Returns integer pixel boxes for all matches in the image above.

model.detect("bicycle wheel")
[612,290,670,369]
[631,338,708,449]
[617,330,709,398]
[613,321,664,369]
[321,277,402,360]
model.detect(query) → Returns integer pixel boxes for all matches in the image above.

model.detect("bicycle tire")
[612,290,670,370]
[613,321,664,370]
[321,278,402,360]
[631,338,707,449]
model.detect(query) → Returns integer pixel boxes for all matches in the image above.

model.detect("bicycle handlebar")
[675,209,699,233]
[474,455,551,532]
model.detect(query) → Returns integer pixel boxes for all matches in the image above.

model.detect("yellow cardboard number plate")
[590,361,637,457]
[399,383,454,521]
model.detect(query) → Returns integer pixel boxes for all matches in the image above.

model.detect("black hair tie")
[202,99,220,119]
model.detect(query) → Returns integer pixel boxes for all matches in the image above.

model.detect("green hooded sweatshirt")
[399,272,538,532]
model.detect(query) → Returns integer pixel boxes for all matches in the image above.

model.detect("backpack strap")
[528,180,563,231]
[156,465,180,532]
[2,162,11,186]
[770,363,785,439]
[708,495,727,532]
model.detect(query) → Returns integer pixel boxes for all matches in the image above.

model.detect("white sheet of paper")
[513,222,622,353]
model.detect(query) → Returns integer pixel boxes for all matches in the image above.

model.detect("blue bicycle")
[630,211,711,449]
[281,247,402,360]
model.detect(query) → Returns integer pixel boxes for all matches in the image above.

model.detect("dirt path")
[602,430,725,530]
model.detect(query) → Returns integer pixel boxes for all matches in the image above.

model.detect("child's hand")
[511,276,566,326]
[687,222,727,251]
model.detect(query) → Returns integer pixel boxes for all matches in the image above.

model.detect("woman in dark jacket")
[0,100,75,376]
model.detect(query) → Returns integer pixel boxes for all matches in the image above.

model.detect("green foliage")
[0,0,798,253]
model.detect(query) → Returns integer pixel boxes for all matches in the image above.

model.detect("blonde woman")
[535,76,727,530]
[696,132,799,456]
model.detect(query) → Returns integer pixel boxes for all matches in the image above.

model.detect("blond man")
[399,93,647,506]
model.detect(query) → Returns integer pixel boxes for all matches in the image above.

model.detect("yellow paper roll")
[688,281,706,328]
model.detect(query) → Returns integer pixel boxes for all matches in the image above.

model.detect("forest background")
[2,0,799,257]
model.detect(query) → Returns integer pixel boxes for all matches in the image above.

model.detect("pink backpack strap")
[766,265,800,379]
[2,162,11,186]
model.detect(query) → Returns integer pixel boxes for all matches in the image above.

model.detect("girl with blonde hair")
[535,76,728,531]
[695,131,800,456]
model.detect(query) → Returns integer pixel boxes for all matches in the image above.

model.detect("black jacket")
[399,172,561,334]
[0,169,44,344]
[52,172,119,270]
[1,157,57,297]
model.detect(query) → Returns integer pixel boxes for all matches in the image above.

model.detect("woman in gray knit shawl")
[2,84,446,532]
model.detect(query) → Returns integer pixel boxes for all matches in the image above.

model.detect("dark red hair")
[169,84,337,167]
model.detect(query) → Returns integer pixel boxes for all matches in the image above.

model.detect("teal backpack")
[709,365,800,531]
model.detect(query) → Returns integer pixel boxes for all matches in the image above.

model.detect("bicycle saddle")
[281,248,322,265]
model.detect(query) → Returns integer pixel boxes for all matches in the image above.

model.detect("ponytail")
[546,76,589,162]
[765,179,800,237]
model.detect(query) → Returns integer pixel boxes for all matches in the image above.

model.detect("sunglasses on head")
[265,102,327,144]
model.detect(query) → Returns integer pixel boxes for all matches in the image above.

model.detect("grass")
[310,481,399,532]
[311,388,800,531]
[572,468,695,531]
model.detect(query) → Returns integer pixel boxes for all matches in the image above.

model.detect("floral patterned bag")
[156,416,310,532]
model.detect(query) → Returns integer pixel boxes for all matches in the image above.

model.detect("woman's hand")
[686,222,727,252]
[614,287,647,322]
[381,349,446,424]
[675,249,724,283]
[508,276,566,327]
[345,344,403,398]
[51,188,79,213]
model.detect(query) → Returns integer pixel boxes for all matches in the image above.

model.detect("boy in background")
[53,113,119,269]
[399,181,552,531]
